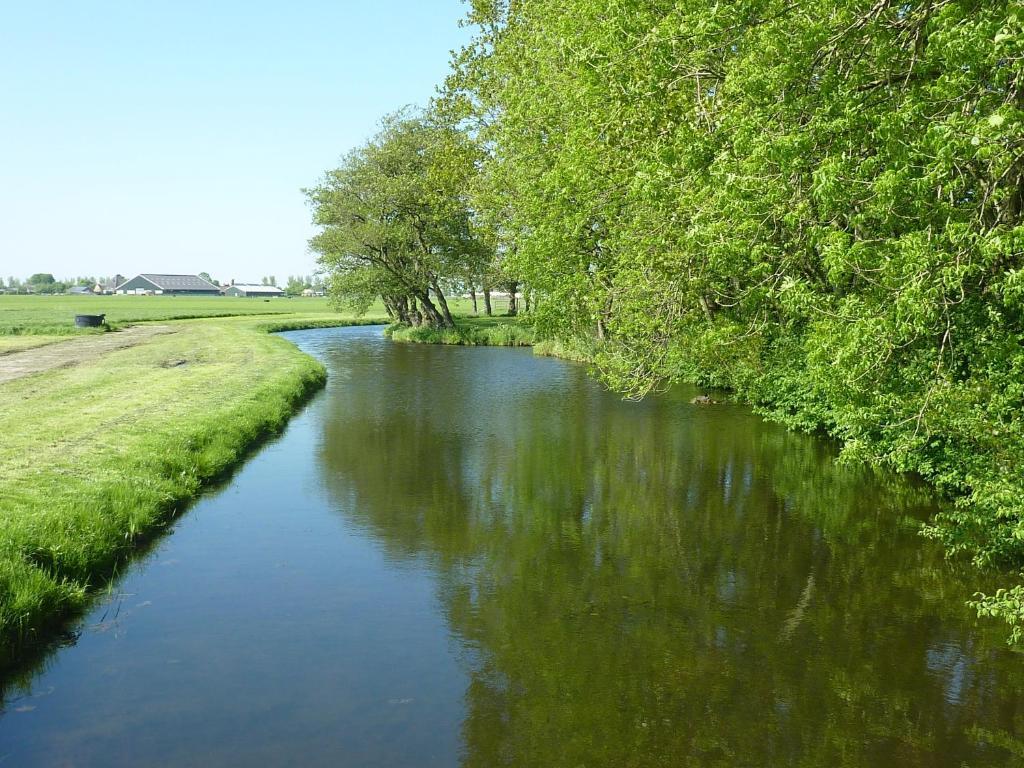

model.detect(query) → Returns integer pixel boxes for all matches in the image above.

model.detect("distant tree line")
[307,3,1024,635]
[0,273,117,294]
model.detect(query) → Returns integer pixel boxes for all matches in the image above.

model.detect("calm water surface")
[2,325,1022,766]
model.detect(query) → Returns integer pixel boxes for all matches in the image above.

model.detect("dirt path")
[0,325,178,384]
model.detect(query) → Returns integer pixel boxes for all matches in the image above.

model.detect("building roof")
[141,274,221,291]
[228,284,285,293]
[118,274,221,291]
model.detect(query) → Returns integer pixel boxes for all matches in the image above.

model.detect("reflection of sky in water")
[926,642,972,708]
[717,571,739,604]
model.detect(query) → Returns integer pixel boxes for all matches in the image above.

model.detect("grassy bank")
[532,337,595,365]
[385,316,604,369]
[386,315,534,347]
[0,312,381,664]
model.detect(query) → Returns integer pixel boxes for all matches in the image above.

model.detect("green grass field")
[0,294,341,336]
[0,294,380,353]
[0,294,497,342]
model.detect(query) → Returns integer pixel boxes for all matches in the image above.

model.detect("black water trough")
[74,314,106,328]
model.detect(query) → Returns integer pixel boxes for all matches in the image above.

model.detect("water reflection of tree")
[318,346,1024,767]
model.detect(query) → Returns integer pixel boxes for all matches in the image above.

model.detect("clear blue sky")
[0,0,473,284]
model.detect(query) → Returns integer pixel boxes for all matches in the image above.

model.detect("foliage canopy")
[306,112,492,328]
[442,0,1024,636]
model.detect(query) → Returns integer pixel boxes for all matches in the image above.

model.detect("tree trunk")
[506,281,519,316]
[395,295,411,325]
[524,291,531,314]
[430,280,456,327]
[470,288,478,314]
[597,294,613,339]
[415,289,452,328]
[698,295,716,323]
[483,286,493,316]
[998,75,1024,228]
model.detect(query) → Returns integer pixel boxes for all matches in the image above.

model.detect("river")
[1,325,1022,766]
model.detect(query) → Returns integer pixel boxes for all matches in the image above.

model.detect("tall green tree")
[306,111,491,328]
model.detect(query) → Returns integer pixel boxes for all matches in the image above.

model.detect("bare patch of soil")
[0,326,178,384]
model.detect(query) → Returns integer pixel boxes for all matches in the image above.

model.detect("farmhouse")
[116,274,221,295]
[93,275,124,295]
[224,283,285,298]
